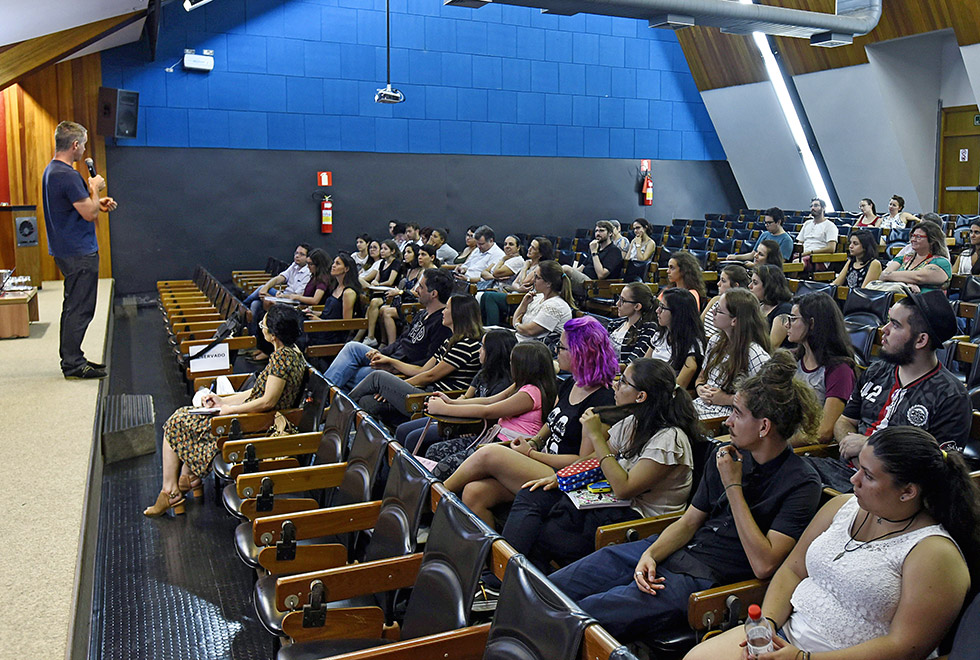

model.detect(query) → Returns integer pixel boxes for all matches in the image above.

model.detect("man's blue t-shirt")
[752,231,794,260]
[42,159,97,258]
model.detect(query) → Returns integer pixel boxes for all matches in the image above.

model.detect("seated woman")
[611,220,631,258]
[784,293,856,445]
[364,243,421,346]
[357,239,382,285]
[305,253,363,350]
[394,329,517,455]
[753,239,784,269]
[832,229,881,289]
[626,218,657,263]
[500,358,699,575]
[284,247,330,307]
[145,304,308,516]
[663,251,707,310]
[511,260,575,342]
[375,244,439,345]
[854,198,880,228]
[954,219,980,276]
[880,194,917,229]
[875,220,952,293]
[549,351,823,642]
[607,282,660,366]
[478,234,525,291]
[702,265,749,340]
[432,316,617,526]
[694,288,771,419]
[349,293,483,425]
[423,341,557,479]
[481,237,553,326]
[359,238,401,291]
[750,264,794,349]
[352,234,372,273]
[647,288,705,389]
[453,225,480,265]
[685,426,980,660]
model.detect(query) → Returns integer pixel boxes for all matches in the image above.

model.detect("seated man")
[547,354,822,642]
[405,221,424,247]
[561,220,624,292]
[455,225,504,286]
[796,198,838,270]
[725,207,793,262]
[807,290,970,492]
[324,268,453,390]
[243,243,311,336]
[428,226,458,263]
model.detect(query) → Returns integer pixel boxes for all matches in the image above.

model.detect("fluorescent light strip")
[740,1,835,211]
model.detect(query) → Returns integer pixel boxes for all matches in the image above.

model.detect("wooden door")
[939,105,980,216]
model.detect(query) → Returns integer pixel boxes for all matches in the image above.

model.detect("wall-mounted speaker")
[97,87,140,139]
[15,216,38,247]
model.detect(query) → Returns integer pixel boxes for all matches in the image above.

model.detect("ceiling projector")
[375,85,405,104]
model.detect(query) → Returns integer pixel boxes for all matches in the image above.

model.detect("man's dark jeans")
[54,252,99,373]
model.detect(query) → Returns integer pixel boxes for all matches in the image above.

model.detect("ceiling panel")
[0,0,148,48]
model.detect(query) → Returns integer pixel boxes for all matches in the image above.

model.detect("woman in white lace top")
[686,426,980,660]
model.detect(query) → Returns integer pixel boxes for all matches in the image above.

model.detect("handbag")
[864,280,908,293]
[556,458,605,492]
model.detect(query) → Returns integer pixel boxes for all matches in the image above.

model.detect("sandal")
[143,490,186,517]
[178,474,204,498]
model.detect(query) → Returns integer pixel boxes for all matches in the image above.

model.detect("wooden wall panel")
[3,54,111,280]
[679,0,980,91]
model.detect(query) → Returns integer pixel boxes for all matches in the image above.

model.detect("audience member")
[394,329,517,455]
[753,239,784,269]
[562,220,624,291]
[807,291,970,492]
[549,351,822,641]
[798,198,839,270]
[729,207,793,261]
[610,219,631,258]
[607,281,659,365]
[647,288,706,389]
[694,288,771,419]
[662,251,706,309]
[369,243,426,346]
[430,316,616,523]
[626,218,657,262]
[875,220,951,293]
[881,194,916,229]
[478,234,525,290]
[453,225,479,265]
[405,221,423,246]
[324,268,453,390]
[785,293,856,444]
[349,293,483,425]
[304,253,364,352]
[750,264,793,348]
[511,260,575,342]
[832,229,882,288]
[352,234,372,272]
[854,197,880,227]
[145,305,308,516]
[428,226,458,263]
[283,247,330,307]
[243,243,310,338]
[480,236,552,325]
[391,221,409,251]
[358,240,382,283]
[702,265,749,339]
[456,225,505,285]
[686,425,980,660]
[954,219,980,275]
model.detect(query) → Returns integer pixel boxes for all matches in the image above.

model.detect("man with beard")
[807,290,969,491]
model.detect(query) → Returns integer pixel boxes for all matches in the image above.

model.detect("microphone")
[84,158,97,177]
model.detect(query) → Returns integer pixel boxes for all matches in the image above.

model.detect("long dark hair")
[479,329,518,391]
[660,288,705,374]
[448,294,483,345]
[968,221,980,275]
[847,229,879,268]
[307,248,332,286]
[332,252,362,296]
[867,426,980,580]
[703,289,771,393]
[669,251,707,302]
[510,341,558,425]
[758,239,784,268]
[531,237,554,262]
[792,293,855,371]
[754,264,792,306]
[595,358,702,460]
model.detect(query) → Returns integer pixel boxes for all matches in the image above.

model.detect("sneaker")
[362,337,379,348]
[65,364,107,380]
[86,359,106,369]
[471,581,500,613]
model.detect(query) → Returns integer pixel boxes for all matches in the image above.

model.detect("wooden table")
[0,287,39,338]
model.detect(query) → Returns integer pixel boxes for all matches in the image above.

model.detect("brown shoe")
[143,490,186,517]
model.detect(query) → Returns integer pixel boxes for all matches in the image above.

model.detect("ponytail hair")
[537,259,576,309]
[867,426,980,580]
[738,349,821,441]
[594,358,702,460]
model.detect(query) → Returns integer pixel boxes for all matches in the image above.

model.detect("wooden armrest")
[582,624,622,660]
[403,390,465,414]
[701,415,728,437]
[180,335,255,354]
[276,553,424,612]
[282,608,388,643]
[595,512,683,549]
[257,543,349,575]
[688,579,770,631]
[193,373,253,391]
[811,253,848,263]
[792,443,839,458]
[253,501,384,545]
[169,312,222,325]
[221,432,322,462]
[171,320,224,334]
[291,623,491,660]
[489,539,520,582]
[236,462,347,498]
[210,409,302,436]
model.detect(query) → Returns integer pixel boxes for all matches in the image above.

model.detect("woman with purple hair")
[441,316,617,528]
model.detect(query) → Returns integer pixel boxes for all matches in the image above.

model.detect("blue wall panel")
[103,0,722,160]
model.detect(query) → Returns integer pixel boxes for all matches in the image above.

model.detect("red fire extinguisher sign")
[321,197,333,233]
[317,171,332,186]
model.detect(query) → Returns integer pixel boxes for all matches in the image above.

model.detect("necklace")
[833,510,919,561]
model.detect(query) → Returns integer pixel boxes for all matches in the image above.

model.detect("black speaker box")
[15,216,38,247]
[97,87,140,139]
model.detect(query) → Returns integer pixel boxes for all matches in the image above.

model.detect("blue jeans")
[324,341,376,391]
[394,416,441,454]
[54,252,100,373]
[549,536,714,640]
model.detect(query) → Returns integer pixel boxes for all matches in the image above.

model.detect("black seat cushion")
[235,521,262,568]
[213,454,233,480]
[223,482,246,519]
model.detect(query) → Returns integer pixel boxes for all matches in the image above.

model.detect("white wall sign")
[189,342,230,373]
[961,149,970,162]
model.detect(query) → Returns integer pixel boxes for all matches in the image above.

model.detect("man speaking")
[42,121,117,380]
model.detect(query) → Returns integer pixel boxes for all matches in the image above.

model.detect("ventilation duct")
[444,0,882,47]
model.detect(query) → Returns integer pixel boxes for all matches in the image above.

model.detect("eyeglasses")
[616,374,638,390]
[782,314,800,325]
[910,233,927,240]
[657,302,671,312]
[616,295,638,305]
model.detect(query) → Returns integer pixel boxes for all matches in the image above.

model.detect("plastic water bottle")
[744,604,774,656]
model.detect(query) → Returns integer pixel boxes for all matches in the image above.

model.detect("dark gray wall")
[107,147,743,295]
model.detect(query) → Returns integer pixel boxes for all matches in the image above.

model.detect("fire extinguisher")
[321,196,332,233]
[642,174,653,206]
